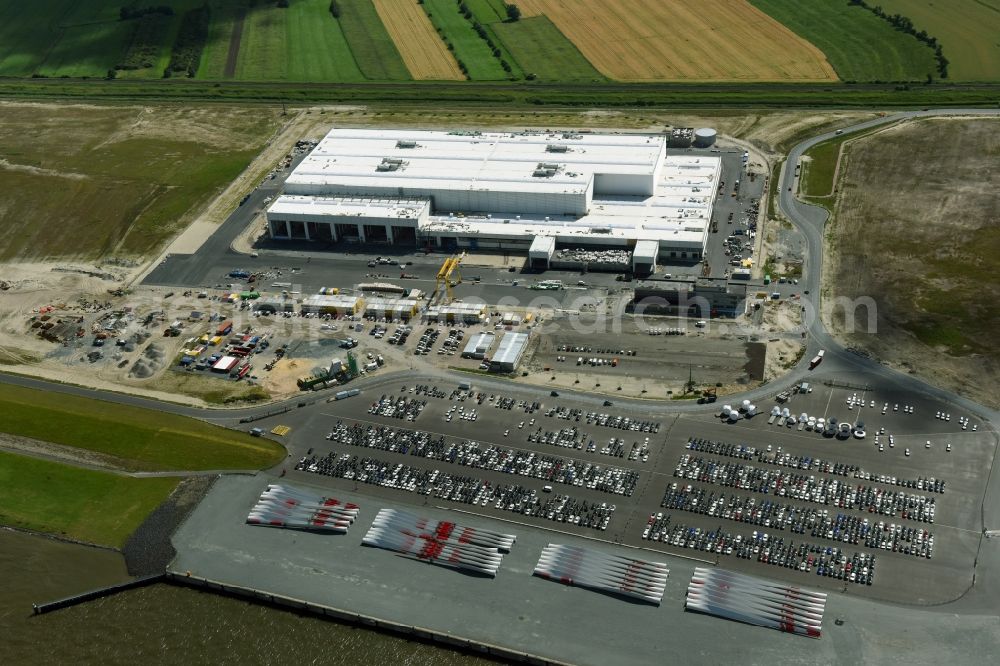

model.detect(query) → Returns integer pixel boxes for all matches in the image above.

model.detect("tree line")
[455,1,516,76]
[848,0,948,79]
[119,5,174,21]
[165,4,211,78]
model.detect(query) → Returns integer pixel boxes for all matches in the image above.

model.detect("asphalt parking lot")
[248,369,994,607]
[529,315,759,386]
[143,146,765,298]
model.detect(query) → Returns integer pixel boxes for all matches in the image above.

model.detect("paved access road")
[5,108,1000,659]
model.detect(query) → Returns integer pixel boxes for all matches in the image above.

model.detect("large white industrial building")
[265,128,721,271]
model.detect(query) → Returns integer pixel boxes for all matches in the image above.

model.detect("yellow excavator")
[434,251,465,304]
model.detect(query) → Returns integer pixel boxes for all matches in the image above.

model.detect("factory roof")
[284,128,665,196]
[529,235,556,255]
[633,240,660,262]
[273,129,720,247]
[267,195,429,220]
[463,331,496,355]
[492,331,530,367]
[301,294,363,306]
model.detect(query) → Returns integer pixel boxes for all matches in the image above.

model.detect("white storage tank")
[694,128,717,148]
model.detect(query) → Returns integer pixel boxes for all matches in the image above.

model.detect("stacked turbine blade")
[246,484,359,533]
[362,509,515,577]
[685,567,826,639]
[533,544,668,605]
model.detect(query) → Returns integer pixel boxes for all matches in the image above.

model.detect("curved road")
[3,107,1000,613]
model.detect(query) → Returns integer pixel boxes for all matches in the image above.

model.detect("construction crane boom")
[433,252,466,304]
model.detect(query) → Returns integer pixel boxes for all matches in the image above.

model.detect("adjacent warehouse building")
[266,129,721,265]
[462,332,495,359]
[426,302,487,324]
[300,294,364,316]
[490,332,530,373]
[632,279,749,318]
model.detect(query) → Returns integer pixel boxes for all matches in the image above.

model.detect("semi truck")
[809,350,825,369]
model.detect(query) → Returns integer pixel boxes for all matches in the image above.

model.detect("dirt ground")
[822,117,1000,409]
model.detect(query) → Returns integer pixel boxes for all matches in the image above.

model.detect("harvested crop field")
[516,0,838,82]
[373,0,464,80]
[825,118,1000,406]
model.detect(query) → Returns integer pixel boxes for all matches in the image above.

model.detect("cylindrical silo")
[693,128,717,148]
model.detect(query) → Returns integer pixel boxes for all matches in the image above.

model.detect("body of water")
[2,530,491,665]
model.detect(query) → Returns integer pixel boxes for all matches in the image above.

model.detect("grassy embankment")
[0,451,180,548]
[799,135,850,200]
[751,0,938,82]
[2,78,997,108]
[0,382,284,547]
[0,383,285,471]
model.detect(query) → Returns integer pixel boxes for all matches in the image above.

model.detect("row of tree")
[455,1,514,75]
[848,0,948,78]
[165,4,211,78]
[119,5,174,21]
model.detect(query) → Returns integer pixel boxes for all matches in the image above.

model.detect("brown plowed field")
[372,0,465,80]
[516,0,838,82]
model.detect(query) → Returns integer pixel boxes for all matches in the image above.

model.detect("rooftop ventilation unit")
[546,144,570,153]
[376,158,407,172]
[533,161,562,178]
[395,140,418,149]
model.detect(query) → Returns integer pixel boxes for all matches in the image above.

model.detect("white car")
[905,448,911,457]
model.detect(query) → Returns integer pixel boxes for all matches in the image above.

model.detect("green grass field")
[336,0,410,80]
[491,16,603,82]
[0,450,179,548]
[461,0,525,79]
[0,384,285,472]
[234,0,371,81]
[875,0,1000,81]
[799,135,849,198]
[0,103,278,260]
[751,0,938,82]
[196,0,243,78]
[422,0,509,80]
[0,0,130,77]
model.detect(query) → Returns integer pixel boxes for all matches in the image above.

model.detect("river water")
[2,530,490,665]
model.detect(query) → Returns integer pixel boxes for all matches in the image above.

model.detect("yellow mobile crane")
[434,251,465,303]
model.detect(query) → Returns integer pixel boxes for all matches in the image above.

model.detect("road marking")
[932,523,982,535]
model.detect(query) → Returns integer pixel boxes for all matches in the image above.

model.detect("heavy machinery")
[697,387,718,404]
[433,251,465,303]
